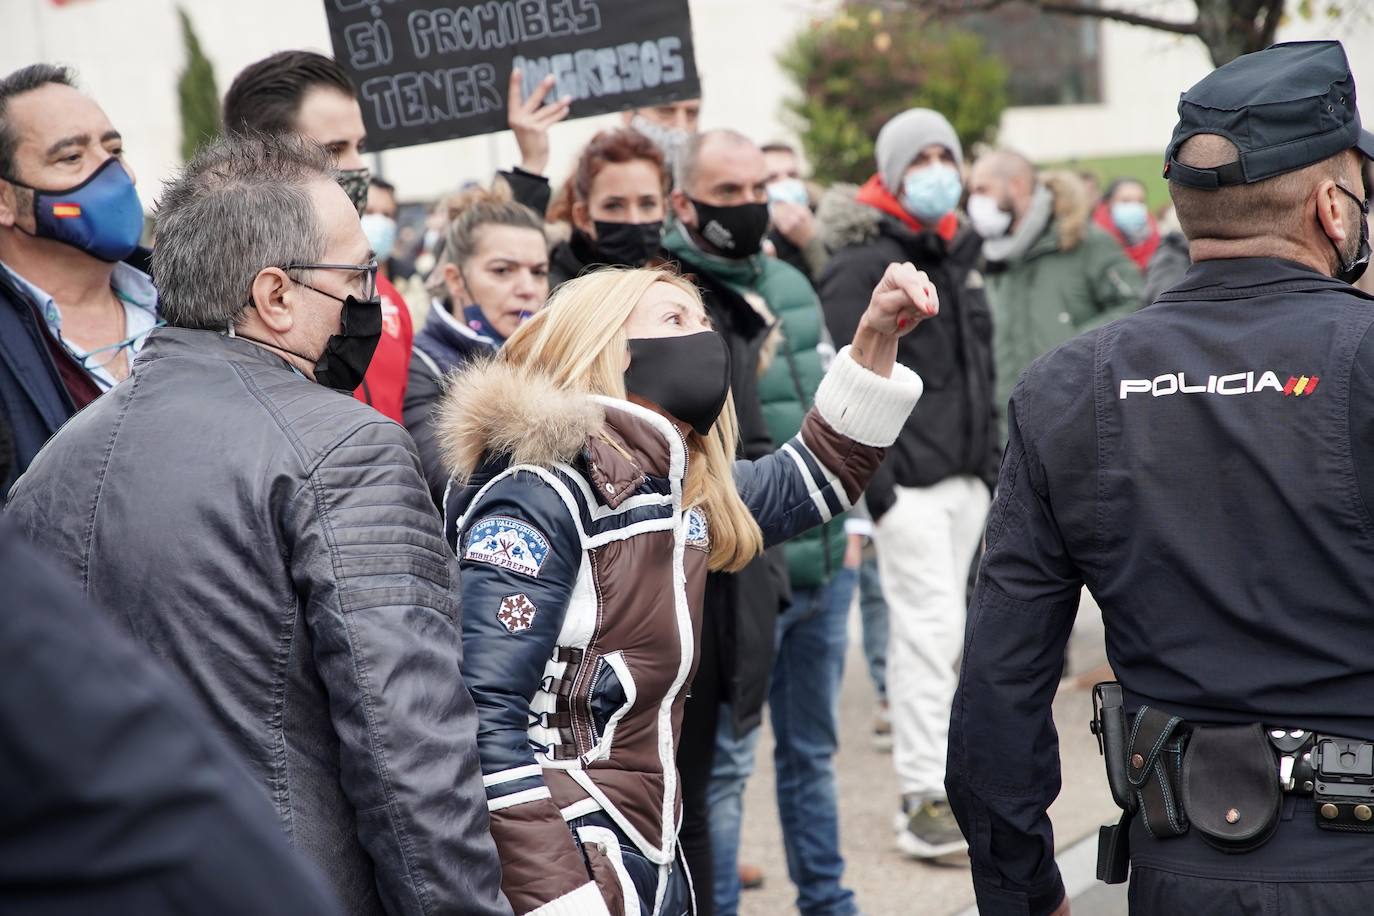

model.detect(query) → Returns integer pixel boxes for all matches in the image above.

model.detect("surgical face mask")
[688,198,770,259]
[1331,184,1371,285]
[361,213,398,262]
[767,178,810,208]
[336,168,371,216]
[903,164,963,224]
[590,219,663,268]
[629,114,691,175]
[967,193,1013,239]
[1110,201,1150,241]
[4,157,144,262]
[624,331,732,436]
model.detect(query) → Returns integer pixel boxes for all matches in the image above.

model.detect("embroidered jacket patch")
[686,508,710,551]
[464,516,552,577]
[497,594,538,633]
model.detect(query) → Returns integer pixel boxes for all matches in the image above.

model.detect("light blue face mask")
[903,164,963,224]
[361,213,398,262]
[1111,201,1150,240]
[767,178,810,208]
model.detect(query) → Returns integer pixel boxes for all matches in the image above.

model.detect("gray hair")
[675,128,755,194]
[152,133,333,330]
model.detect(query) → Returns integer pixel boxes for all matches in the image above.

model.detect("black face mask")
[237,280,382,392]
[625,331,732,436]
[688,199,770,260]
[590,219,663,267]
[1331,184,1371,285]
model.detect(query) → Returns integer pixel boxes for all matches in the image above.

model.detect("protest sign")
[324,0,701,151]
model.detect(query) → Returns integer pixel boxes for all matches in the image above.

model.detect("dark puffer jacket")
[405,299,503,506]
[817,182,1000,519]
[6,328,510,916]
[436,346,922,915]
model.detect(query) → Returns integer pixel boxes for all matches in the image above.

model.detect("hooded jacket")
[438,346,921,915]
[818,179,999,517]
[6,327,509,916]
[983,171,1146,425]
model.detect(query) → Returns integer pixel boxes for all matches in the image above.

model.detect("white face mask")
[967,193,1013,239]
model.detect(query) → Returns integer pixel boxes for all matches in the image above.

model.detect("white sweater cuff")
[813,346,923,448]
[844,517,874,537]
[526,882,611,916]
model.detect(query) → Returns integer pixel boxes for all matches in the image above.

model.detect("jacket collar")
[661,222,766,287]
[855,175,959,242]
[1156,257,1371,302]
[415,299,499,365]
[133,325,299,373]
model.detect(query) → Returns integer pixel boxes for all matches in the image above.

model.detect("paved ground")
[736,592,1129,916]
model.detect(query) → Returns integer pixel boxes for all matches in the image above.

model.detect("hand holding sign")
[325,0,701,152]
[509,69,571,176]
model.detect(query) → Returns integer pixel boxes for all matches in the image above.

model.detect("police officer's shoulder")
[1011,326,1103,445]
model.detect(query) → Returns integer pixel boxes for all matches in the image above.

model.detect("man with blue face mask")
[0,64,158,499]
[815,106,999,862]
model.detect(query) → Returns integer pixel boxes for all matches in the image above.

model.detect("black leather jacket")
[6,328,511,916]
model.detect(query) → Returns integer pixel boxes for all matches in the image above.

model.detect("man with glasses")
[223,49,414,424]
[6,133,512,916]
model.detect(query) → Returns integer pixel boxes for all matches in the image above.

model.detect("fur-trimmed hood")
[437,357,605,484]
[816,183,882,251]
[1039,169,1091,252]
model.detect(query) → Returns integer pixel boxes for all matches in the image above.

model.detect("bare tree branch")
[1036,1,1202,34]
[884,0,1201,37]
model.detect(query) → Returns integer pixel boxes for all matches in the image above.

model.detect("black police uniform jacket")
[947,258,1374,914]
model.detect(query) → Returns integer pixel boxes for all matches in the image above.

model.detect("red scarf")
[1092,201,1160,273]
[855,175,959,242]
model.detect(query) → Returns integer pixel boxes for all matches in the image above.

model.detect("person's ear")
[0,180,27,230]
[572,200,595,237]
[249,267,295,335]
[670,188,696,227]
[442,262,470,305]
[1315,179,1349,246]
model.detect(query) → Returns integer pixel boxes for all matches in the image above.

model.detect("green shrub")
[778,4,1008,185]
[177,6,220,162]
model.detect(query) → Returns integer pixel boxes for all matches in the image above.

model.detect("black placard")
[324,0,701,151]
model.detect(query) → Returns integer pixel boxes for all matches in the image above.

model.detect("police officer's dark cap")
[1165,40,1374,190]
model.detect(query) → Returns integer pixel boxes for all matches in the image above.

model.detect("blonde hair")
[502,267,765,572]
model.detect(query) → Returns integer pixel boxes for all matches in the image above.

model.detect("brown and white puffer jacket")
[438,346,922,915]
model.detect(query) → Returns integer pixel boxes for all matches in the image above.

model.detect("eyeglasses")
[285,260,378,302]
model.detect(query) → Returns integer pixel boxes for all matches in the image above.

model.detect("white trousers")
[874,474,991,799]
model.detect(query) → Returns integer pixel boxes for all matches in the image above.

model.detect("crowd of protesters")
[6,36,1359,916]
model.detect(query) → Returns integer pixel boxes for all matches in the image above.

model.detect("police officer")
[945,40,1373,916]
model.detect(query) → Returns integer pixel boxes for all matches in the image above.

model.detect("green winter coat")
[662,226,846,589]
[985,172,1145,428]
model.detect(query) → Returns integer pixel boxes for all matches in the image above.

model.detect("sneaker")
[872,700,893,752]
[894,796,968,859]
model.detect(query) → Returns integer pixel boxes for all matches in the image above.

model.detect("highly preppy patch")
[464,516,552,577]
